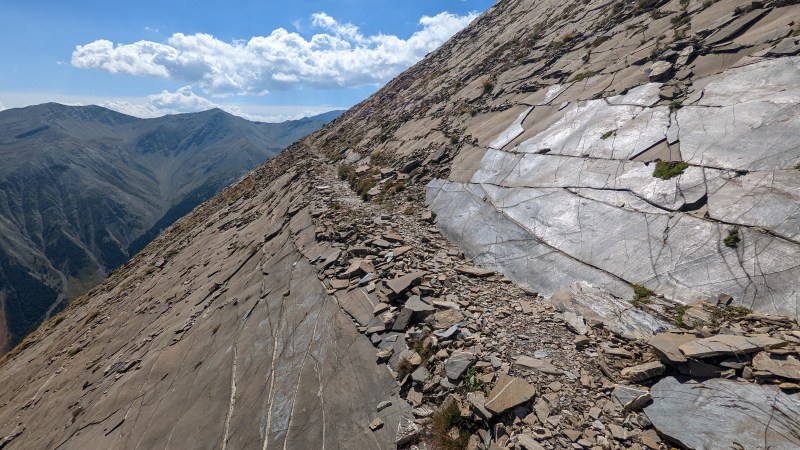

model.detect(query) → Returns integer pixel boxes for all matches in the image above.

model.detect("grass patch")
[723,229,740,248]
[428,401,473,450]
[571,71,596,82]
[652,161,689,180]
[669,100,683,112]
[458,366,491,395]
[481,78,495,94]
[673,304,688,327]
[631,284,655,307]
[600,130,616,140]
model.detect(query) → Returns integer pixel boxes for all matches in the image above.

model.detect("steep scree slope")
[1,0,800,448]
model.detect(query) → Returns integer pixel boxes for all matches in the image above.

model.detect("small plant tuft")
[631,284,655,307]
[600,130,616,140]
[571,71,596,82]
[481,78,495,94]
[669,100,684,112]
[673,304,689,327]
[723,229,740,248]
[428,401,473,450]
[652,161,689,180]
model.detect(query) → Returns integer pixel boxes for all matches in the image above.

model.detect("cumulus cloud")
[0,101,5,111]
[101,86,334,122]
[72,11,478,96]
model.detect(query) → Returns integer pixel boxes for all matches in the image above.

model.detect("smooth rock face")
[427,57,800,318]
[645,377,800,450]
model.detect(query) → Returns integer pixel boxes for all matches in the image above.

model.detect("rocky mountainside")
[0,104,339,351]
[1,0,800,449]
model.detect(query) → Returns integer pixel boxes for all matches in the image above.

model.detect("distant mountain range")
[0,103,340,350]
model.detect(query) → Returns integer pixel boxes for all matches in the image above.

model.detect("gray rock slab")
[752,352,800,381]
[386,270,426,295]
[770,37,800,56]
[445,351,476,380]
[612,385,652,411]
[678,335,787,358]
[705,8,771,46]
[335,287,378,327]
[484,375,536,414]
[489,106,533,150]
[514,355,562,375]
[551,282,672,340]
[680,57,800,171]
[645,377,800,450]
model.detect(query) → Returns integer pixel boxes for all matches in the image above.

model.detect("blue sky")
[0,1,493,121]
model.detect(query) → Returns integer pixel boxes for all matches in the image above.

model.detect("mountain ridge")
[0,103,341,350]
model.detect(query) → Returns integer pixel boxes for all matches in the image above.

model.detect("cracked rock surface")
[428,56,800,318]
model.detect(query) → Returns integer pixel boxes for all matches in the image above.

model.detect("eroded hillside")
[0,104,338,351]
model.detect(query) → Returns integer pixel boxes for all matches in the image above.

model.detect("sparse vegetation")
[450,135,460,145]
[459,366,491,395]
[481,78,495,94]
[631,284,655,307]
[571,71,596,82]
[652,161,689,180]
[673,304,688,327]
[427,400,474,450]
[600,130,616,140]
[669,100,684,112]
[723,229,740,248]
[83,309,101,326]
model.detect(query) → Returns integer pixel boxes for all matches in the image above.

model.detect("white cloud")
[100,86,337,122]
[71,11,478,96]
[0,101,5,111]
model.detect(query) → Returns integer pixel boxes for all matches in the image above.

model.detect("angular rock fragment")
[612,385,651,411]
[484,375,536,414]
[752,352,800,381]
[386,270,426,295]
[514,355,562,375]
[620,361,665,382]
[649,332,697,364]
[445,351,476,380]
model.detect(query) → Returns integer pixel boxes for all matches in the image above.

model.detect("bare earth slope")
[1,0,800,449]
[0,104,339,350]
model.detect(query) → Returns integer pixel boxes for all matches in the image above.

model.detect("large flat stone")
[678,335,787,358]
[484,375,536,414]
[645,377,800,450]
[752,352,800,381]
